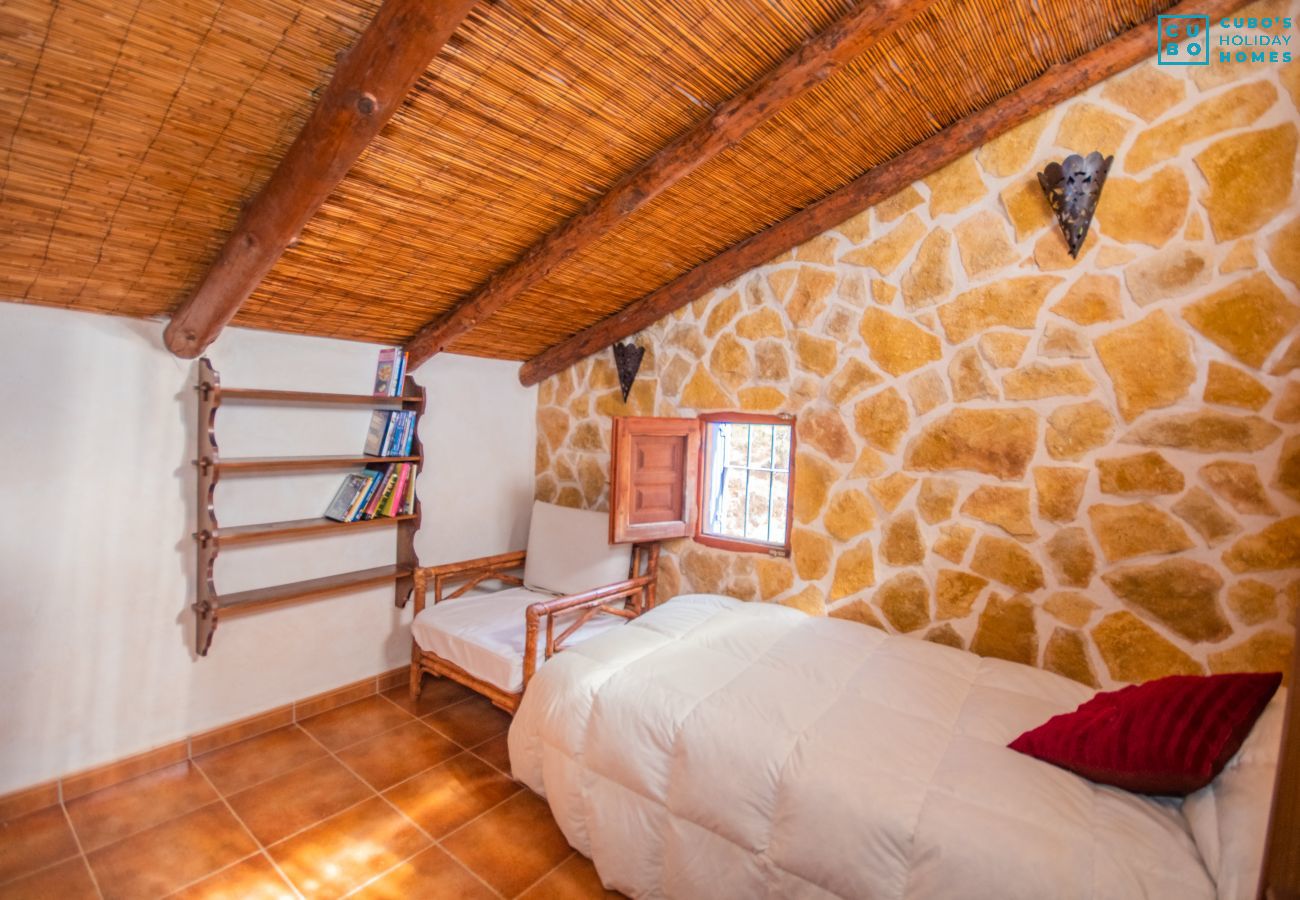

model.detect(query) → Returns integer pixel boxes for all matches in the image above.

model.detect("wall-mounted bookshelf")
[192,358,423,655]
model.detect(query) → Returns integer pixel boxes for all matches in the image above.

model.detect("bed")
[509,594,1291,900]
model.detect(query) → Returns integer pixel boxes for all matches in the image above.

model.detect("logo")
[1157,14,1210,65]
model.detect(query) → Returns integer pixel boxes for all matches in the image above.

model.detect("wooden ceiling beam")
[404,0,937,367]
[517,0,1245,387]
[164,0,478,358]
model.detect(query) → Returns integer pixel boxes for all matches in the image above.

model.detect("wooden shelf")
[219,565,412,617]
[211,454,420,474]
[193,358,425,655]
[212,515,418,546]
[217,387,421,407]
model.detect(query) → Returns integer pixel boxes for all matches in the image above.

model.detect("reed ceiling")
[3,0,1175,360]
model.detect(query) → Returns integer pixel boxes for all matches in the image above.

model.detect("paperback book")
[324,472,378,522]
[372,348,408,397]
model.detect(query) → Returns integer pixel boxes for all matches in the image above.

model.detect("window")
[697,413,794,554]
[609,413,795,554]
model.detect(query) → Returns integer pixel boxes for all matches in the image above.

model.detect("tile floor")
[0,681,623,899]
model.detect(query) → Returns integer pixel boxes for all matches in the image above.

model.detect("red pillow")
[1009,672,1282,795]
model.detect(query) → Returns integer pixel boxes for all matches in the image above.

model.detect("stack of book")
[323,348,420,523]
[364,408,416,457]
[324,463,417,522]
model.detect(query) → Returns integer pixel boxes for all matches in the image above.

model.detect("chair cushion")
[411,586,627,694]
[522,500,632,596]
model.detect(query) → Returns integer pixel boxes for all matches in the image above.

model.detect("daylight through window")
[700,416,793,552]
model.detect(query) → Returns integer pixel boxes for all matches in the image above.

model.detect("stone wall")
[534,33,1300,689]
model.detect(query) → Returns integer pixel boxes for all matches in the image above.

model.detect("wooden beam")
[517,0,1246,387]
[404,0,937,367]
[164,0,478,358]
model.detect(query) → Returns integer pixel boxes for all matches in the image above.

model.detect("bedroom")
[0,0,1298,896]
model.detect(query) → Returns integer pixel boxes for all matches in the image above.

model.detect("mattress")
[509,594,1216,899]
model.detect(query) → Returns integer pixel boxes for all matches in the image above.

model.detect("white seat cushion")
[523,500,632,595]
[412,586,628,694]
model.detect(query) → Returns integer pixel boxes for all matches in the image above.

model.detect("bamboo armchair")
[409,542,660,713]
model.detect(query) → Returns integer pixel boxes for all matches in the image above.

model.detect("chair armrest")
[522,574,655,688]
[412,550,527,613]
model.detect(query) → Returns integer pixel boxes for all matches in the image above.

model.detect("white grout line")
[55,804,104,899]
[188,761,306,900]
[158,852,269,899]
[512,850,580,899]
[43,686,530,899]
[298,712,510,898]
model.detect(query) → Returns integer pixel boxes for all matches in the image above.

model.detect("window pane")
[745,471,772,541]
[750,425,773,470]
[719,468,747,537]
[769,470,789,539]
[724,423,750,468]
[772,426,790,470]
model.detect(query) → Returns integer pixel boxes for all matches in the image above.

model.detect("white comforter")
[510,594,1215,899]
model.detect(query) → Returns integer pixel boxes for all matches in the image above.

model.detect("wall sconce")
[612,340,645,402]
[1037,151,1113,258]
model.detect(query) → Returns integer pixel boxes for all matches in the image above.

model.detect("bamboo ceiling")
[3,0,1175,359]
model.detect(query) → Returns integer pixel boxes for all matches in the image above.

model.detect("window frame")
[694,411,796,556]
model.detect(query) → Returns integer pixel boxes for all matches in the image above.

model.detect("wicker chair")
[409,501,660,713]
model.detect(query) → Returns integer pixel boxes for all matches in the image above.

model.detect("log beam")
[164,0,478,358]
[404,0,937,367]
[516,0,1247,387]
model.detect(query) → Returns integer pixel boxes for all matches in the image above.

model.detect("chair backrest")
[523,501,633,596]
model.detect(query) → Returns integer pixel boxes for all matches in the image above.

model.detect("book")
[373,466,402,518]
[363,410,392,456]
[400,465,417,515]
[324,473,373,522]
[373,348,399,396]
[401,411,416,455]
[384,464,410,518]
[346,469,383,521]
[392,351,407,394]
[381,410,407,457]
[359,464,396,519]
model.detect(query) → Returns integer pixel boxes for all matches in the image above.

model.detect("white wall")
[0,303,536,794]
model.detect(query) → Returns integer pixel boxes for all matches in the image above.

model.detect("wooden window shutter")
[609,416,701,543]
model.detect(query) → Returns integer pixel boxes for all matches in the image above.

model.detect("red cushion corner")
[1008,671,1282,796]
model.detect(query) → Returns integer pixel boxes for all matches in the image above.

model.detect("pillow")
[1008,672,1282,796]
[522,500,632,596]
[1183,689,1286,900]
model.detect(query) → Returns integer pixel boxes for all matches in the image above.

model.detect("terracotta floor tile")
[226,756,372,846]
[349,845,496,899]
[471,732,513,776]
[442,791,573,897]
[167,854,296,899]
[424,696,512,748]
[383,679,476,717]
[267,797,429,899]
[66,760,218,851]
[195,726,327,795]
[87,802,257,900]
[336,720,460,791]
[0,857,99,900]
[384,752,520,839]
[519,853,625,899]
[0,807,80,884]
[297,696,413,752]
